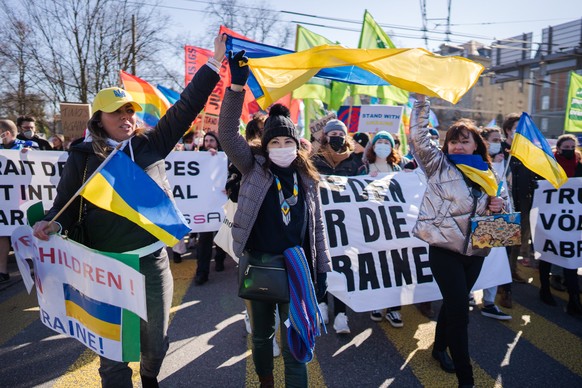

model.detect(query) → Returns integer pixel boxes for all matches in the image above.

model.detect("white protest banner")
[530,177,582,269]
[0,150,68,235]
[0,150,228,235]
[320,171,511,312]
[11,225,145,361]
[165,151,228,233]
[357,105,403,134]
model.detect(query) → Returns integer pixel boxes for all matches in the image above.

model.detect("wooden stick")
[48,143,124,227]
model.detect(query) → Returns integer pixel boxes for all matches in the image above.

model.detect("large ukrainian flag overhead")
[246,45,484,109]
[510,112,568,189]
[79,151,190,247]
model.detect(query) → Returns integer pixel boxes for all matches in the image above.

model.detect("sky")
[157,0,580,52]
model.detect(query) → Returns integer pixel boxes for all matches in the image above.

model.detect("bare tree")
[205,0,292,48]
[21,0,173,103]
[0,0,177,121]
[0,4,42,118]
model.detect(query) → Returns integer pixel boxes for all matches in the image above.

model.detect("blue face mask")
[374,143,392,159]
[488,142,501,155]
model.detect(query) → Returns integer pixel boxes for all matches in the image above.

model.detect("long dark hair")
[245,113,266,142]
[443,118,492,168]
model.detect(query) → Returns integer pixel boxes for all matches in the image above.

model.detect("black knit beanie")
[202,131,222,151]
[261,104,299,147]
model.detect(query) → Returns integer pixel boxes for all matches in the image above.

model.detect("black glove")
[228,50,249,86]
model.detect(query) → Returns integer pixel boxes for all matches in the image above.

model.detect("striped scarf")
[283,246,326,363]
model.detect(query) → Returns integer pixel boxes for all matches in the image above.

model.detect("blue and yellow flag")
[511,113,567,189]
[64,283,121,341]
[246,45,484,109]
[448,154,499,196]
[156,84,180,105]
[79,151,190,246]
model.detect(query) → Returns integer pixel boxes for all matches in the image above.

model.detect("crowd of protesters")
[2,45,581,388]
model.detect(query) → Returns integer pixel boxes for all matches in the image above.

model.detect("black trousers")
[539,260,580,298]
[196,232,226,276]
[430,246,484,386]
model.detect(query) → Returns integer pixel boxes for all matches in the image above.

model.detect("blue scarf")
[447,154,499,196]
[283,246,326,363]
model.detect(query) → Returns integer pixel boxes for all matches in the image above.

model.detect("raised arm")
[409,95,445,178]
[218,50,256,174]
[149,33,226,156]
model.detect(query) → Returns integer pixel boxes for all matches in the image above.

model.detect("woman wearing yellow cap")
[32,34,226,388]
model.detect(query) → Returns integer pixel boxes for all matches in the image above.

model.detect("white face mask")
[374,143,392,159]
[183,142,194,151]
[269,146,297,168]
[23,130,34,139]
[488,142,501,155]
[194,137,203,146]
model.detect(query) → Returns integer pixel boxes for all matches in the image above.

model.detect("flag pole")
[497,154,512,196]
[48,144,124,226]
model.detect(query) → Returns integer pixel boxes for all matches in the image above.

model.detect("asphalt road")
[1,250,581,387]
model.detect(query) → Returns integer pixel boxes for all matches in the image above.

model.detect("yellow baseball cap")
[92,87,143,114]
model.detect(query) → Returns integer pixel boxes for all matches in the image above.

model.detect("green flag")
[293,25,336,137]
[358,9,396,49]
[565,71,582,133]
[355,10,408,105]
[356,10,409,152]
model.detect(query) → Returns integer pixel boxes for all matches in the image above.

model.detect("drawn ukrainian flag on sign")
[63,283,121,341]
[79,151,190,247]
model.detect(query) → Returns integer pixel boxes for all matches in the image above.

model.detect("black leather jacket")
[45,65,219,253]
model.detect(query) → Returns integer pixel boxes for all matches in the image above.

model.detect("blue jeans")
[246,300,308,387]
[430,246,484,387]
[99,248,174,387]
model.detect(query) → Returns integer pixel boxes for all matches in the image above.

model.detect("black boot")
[141,375,159,388]
[567,296,582,316]
[432,349,455,373]
[214,258,225,272]
[540,288,557,306]
[258,374,274,388]
[194,272,208,285]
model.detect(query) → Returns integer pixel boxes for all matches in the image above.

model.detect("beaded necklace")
[273,172,298,225]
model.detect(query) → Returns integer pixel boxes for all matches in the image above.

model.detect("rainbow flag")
[448,154,499,196]
[79,150,190,247]
[120,71,171,128]
[64,283,121,341]
[510,113,567,189]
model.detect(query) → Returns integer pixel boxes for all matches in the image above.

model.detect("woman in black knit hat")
[218,51,331,387]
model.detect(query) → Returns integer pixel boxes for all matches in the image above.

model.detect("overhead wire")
[133,0,569,50]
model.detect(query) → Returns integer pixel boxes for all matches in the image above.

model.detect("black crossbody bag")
[238,206,308,303]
